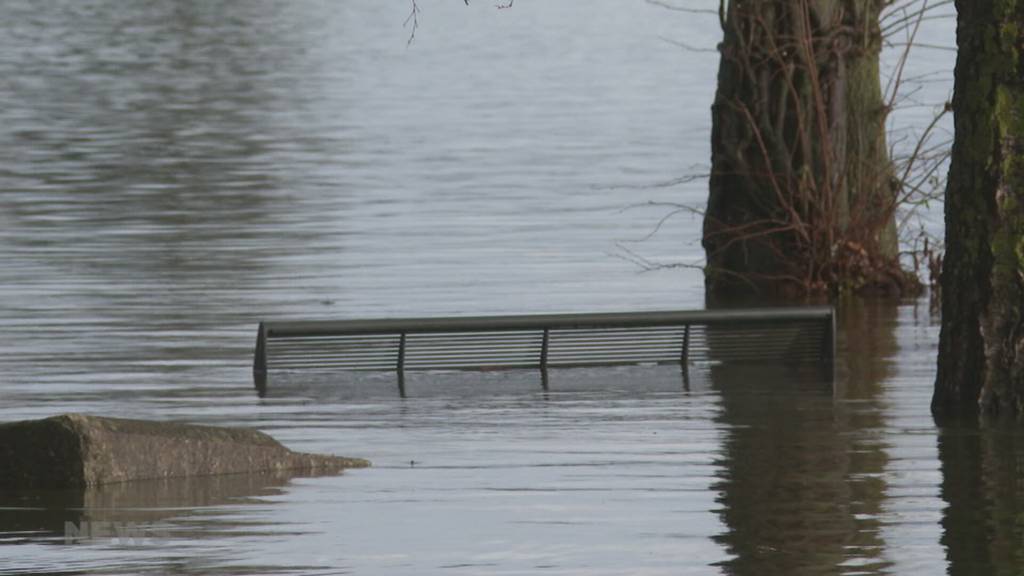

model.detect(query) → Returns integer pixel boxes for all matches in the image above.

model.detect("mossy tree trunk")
[704,0,903,298]
[933,0,1024,417]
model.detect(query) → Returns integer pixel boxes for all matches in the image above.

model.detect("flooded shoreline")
[0,1,992,573]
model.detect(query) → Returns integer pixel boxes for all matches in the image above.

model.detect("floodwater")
[5,1,1016,575]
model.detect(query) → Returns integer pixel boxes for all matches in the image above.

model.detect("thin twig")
[644,0,718,15]
[405,0,421,46]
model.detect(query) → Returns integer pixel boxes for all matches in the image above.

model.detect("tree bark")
[704,0,900,298]
[933,0,1024,417]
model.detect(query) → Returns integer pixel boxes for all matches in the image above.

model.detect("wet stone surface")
[0,413,369,488]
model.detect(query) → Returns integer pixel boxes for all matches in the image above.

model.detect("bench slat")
[254,307,835,392]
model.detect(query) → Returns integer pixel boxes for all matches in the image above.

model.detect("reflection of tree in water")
[710,300,898,575]
[938,421,1024,575]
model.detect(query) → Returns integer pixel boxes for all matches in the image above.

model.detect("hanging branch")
[405,0,421,46]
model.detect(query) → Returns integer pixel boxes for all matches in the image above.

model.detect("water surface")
[5,2,1015,575]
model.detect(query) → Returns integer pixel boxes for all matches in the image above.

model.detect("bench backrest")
[254,307,835,391]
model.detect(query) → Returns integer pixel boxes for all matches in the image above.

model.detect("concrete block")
[0,413,369,488]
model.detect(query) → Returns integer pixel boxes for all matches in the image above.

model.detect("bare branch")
[659,35,718,53]
[405,0,421,46]
[644,0,718,15]
[594,173,710,191]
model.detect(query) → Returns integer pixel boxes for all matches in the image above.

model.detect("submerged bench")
[253,307,835,393]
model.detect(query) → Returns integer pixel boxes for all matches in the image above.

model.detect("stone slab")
[0,413,370,488]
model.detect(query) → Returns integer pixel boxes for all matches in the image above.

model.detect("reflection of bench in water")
[254,307,835,395]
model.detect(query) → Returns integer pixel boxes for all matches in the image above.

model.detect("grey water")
[5,1,1016,575]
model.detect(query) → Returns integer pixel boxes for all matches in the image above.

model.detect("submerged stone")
[0,413,369,488]
[2,468,337,541]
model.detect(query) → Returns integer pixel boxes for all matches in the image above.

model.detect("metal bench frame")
[254,307,835,395]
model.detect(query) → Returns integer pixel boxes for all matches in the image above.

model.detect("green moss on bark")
[935,0,1024,418]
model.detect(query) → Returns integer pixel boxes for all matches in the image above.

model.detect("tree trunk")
[933,0,1024,417]
[704,0,901,298]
